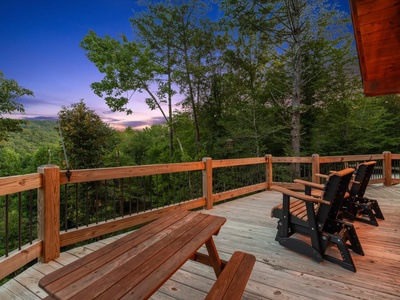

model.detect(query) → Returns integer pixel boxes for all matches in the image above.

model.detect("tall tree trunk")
[183,44,201,152]
[175,8,201,152]
[291,0,302,176]
[167,37,174,157]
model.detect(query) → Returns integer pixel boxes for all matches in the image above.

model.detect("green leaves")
[81,31,163,115]
[58,100,113,169]
[0,71,34,141]
[0,72,33,114]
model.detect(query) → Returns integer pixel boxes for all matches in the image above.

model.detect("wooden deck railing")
[1,152,400,280]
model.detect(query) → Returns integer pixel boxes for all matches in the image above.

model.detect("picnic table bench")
[39,210,255,299]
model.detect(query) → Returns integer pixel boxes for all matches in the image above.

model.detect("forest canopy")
[79,0,400,162]
[2,0,400,176]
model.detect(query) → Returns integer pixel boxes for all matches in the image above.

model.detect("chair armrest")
[270,185,330,205]
[293,179,324,190]
[315,173,329,179]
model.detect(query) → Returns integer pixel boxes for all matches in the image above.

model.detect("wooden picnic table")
[39,210,228,299]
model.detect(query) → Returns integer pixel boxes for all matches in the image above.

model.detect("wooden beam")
[0,173,42,196]
[37,165,60,263]
[0,241,42,280]
[203,157,213,210]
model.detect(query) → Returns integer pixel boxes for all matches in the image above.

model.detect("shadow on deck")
[1,185,399,299]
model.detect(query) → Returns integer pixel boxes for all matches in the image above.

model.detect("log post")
[38,165,60,262]
[265,154,273,189]
[312,154,320,183]
[383,151,392,186]
[202,157,213,210]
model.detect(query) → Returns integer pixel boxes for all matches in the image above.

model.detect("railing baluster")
[120,178,124,217]
[64,185,68,232]
[113,179,117,220]
[29,190,33,244]
[18,192,22,250]
[95,181,99,224]
[155,175,159,209]
[75,183,79,229]
[85,185,89,227]
[5,195,9,257]
[104,180,108,222]
[142,177,146,211]
[128,177,132,215]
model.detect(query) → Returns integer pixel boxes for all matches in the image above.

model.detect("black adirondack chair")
[270,168,364,272]
[295,161,384,226]
[341,161,384,226]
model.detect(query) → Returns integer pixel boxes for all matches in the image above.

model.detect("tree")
[131,0,219,156]
[57,100,113,169]
[221,0,352,158]
[215,27,278,157]
[80,30,187,158]
[379,95,400,153]
[24,143,62,173]
[81,0,220,158]
[156,0,215,152]
[130,1,178,156]
[310,94,394,155]
[0,147,22,176]
[0,71,34,141]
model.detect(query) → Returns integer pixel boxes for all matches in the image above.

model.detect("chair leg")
[274,198,324,264]
[354,197,384,226]
[324,233,356,272]
[368,198,385,220]
[356,207,379,226]
[276,234,324,263]
[343,223,364,256]
[321,220,363,272]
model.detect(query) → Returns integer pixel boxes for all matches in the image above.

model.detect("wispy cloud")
[113,116,166,130]
[23,116,59,121]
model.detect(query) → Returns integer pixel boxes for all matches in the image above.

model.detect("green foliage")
[311,95,400,155]
[81,32,164,115]
[220,0,355,157]
[58,100,113,169]
[0,148,22,176]
[1,2,398,171]
[26,143,62,172]
[116,125,171,165]
[0,120,61,175]
[0,120,59,155]
[0,71,34,141]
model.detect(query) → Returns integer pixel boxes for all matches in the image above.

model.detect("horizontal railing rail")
[1,152,399,280]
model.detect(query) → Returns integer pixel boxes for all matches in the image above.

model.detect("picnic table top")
[39,210,226,300]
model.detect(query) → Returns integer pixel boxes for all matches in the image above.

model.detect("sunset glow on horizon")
[1,0,176,130]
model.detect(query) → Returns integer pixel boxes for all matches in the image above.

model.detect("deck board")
[1,185,399,299]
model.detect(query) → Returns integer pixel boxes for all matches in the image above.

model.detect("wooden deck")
[1,185,399,299]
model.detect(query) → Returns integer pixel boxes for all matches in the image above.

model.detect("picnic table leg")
[205,237,223,277]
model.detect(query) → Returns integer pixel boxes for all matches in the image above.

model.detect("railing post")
[383,151,392,186]
[265,154,273,189]
[202,157,213,210]
[38,165,60,262]
[312,154,320,183]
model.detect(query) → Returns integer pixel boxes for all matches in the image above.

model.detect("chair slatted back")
[355,161,376,198]
[317,168,355,224]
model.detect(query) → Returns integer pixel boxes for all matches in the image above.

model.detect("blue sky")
[1,0,165,129]
[1,0,351,130]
